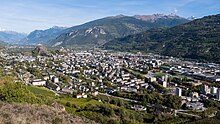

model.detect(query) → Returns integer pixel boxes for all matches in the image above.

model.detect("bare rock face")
[133,14,184,21]
[0,103,97,124]
[32,44,50,56]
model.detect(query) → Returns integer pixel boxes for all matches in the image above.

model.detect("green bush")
[0,82,42,104]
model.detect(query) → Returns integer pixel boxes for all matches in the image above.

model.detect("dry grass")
[0,102,97,124]
[0,76,14,86]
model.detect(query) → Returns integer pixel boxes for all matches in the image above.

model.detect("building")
[31,79,46,86]
[201,84,210,94]
[145,75,157,82]
[52,76,59,83]
[47,83,61,91]
[61,88,73,94]
[191,81,202,87]
[91,91,99,96]
[216,88,220,101]
[43,76,50,80]
[162,75,168,82]
[210,87,218,95]
[131,105,146,111]
[76,93,87,99]
[162,81,167,88]
[176,87,182,97]
[186,102,205,110]
[190,92,199,98]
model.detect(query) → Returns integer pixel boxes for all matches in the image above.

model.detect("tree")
[100,104,114,117]
[118,107,126,118]
[66,101,71,107]
[58,74,71,83]
[163,94,182,109]
[110,99,117,105]
[117,99,124,107]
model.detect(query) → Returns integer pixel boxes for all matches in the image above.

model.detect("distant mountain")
[22,26,67,45]
[0,30,26,44]
[0,40,7,46]
[104,14,220,63]
[48,14,190,47]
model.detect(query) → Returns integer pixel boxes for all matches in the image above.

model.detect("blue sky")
[0,0,219,33]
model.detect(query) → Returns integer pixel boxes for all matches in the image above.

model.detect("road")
[176,110,202,118]
[98,92,139,103]
[99,92,202,118]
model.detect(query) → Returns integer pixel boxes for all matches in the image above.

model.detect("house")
[145,75,157,82]
[61,87,73,94]
[31,79,46,86]
[131,105,146,111]
[43,76,50,80]
[76,93,87,98]
[190,92,199,98]
[127,87,138,93]
[186,102,205,111]
[47,83,61,91]
[52,76,59,83]
[91,91,99,96]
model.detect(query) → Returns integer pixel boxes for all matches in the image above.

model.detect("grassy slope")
[0,102,96,124]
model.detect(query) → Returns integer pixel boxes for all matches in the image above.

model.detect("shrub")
[0,82,42,104]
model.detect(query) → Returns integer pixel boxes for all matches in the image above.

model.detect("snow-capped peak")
[51,26,67,30]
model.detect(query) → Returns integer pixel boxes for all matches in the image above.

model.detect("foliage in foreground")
[0,82,43,104]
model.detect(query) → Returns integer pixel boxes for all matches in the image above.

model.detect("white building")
[76,93,87,98]
[52,76,59,83]
[31,79,46,86]
[210,87,218,95]
[162,81,167,88]
[176,87,182,97]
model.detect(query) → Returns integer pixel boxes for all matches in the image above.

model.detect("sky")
[0,0,219,33]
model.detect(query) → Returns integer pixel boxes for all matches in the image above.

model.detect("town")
[1,45,220,118]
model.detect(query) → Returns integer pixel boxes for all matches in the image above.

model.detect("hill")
[48,14,189,47]
[32,44,50,56]
[0,102,96,124]
[21,26,67,45]
[104,14,220,63]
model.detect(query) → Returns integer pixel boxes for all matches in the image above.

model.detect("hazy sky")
[0,0,219,33]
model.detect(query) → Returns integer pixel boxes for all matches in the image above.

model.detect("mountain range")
[0,14,189,47]
[0,40,7,47]
[0,30,26,44]
[48,14,189,47]
[21,26,67,45]
[104,14,220,63]
[2,13,220,62]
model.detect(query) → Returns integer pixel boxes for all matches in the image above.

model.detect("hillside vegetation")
[104,14,220,63]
